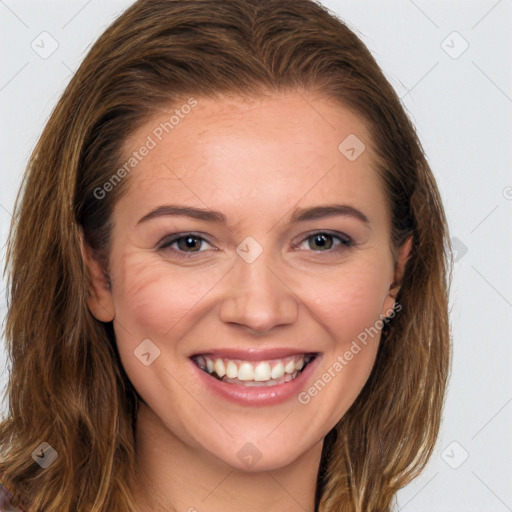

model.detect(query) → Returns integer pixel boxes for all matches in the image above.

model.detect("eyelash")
[157,231,354,259]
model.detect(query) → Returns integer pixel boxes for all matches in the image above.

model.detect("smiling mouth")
[191,353,318,387]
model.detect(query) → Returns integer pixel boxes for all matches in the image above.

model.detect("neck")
[132,401,324,512]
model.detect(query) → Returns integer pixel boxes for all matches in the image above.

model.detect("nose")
[219,249,298,334]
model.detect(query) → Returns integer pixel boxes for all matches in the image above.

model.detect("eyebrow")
[137,203,370,226]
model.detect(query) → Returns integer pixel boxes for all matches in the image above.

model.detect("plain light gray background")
[1,1,511,510]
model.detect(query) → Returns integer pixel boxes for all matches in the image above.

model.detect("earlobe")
[382,235,413,316]
[80,231,115,323]
[391,235,412,295]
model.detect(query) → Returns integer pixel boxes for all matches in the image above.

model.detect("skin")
[83,91,411,512]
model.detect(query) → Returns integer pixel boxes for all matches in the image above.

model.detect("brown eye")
[308,233,334,251]
[297,231,353,254]
[158,233,214,258]
[175,235,203,252]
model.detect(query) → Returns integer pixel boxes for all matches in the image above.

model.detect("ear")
[381,235,413,316]
[80,230,115,323]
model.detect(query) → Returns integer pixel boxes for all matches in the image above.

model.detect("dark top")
[0,483,25,512]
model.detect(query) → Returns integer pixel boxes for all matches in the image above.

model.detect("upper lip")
[189,348,319,361]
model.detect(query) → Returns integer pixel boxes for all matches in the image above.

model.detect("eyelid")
[293,230,354,250]
[157,232,214,251]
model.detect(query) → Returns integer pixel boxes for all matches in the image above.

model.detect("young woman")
[0,1,451,511]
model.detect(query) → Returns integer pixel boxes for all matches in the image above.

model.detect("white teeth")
[238,362,254,381]
[254,362,271,381]
[284,360,295,374]
[271,362,285,379]
[214,358,226,378]
[226,360,238,379]
[197,354,314,385]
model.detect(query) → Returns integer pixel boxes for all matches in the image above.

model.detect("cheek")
[297,259,391,342]
[108,255,217,416]
[111,253,227,342]
[293,259,390,417]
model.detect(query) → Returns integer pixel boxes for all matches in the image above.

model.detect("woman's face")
[86,92,409,471]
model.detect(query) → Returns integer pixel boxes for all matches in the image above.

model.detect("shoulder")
[0,483,25,512]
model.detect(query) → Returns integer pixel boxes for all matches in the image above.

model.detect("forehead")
[116,92,389,230]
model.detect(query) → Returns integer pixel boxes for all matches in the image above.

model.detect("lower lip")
[189,355,322,406]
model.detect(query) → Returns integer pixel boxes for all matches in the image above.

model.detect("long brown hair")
[0,1,451,510]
